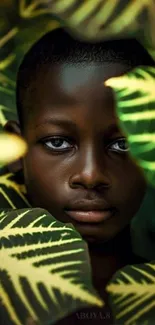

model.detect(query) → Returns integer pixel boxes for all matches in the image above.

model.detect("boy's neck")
[87,225,141,298]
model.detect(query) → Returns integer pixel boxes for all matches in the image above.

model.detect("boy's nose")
[69,146,111,190]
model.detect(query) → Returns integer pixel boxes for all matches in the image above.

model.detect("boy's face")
[21,61,146,244]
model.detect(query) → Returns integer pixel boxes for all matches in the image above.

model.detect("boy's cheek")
[23,159,66,206]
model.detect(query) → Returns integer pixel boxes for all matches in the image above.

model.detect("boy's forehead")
[25,60,132,128]
[58,62,130,93]
[36,60,131,95]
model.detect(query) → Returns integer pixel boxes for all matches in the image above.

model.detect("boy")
[4,28,155,313]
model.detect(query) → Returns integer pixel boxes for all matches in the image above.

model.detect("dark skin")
[6,60,146,322]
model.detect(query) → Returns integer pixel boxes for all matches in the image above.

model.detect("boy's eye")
[108,138,129,153]
[41,136,128,154]
[43,136,73,151]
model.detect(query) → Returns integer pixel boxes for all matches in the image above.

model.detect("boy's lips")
[65,208,116,223]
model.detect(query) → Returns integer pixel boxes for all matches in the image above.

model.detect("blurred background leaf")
[105,66,155,188]
[0,132,27,168]
[0,0,61,165]
[0,0,62,129]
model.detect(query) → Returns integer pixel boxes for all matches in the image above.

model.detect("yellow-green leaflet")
[106,261,155,324]
[105,66,155,188]
[0,207,103,325]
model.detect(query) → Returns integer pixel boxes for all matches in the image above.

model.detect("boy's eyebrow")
[34,118,122,137]
[104,124,123,138]
[34,118,77,131]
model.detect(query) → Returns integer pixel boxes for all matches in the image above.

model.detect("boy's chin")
[81,224,131,253]
[81,234,114,248]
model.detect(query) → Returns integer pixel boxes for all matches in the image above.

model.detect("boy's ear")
[4,120,23,173]
[4,120,21,135]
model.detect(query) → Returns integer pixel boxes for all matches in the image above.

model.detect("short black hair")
[16,27,155,131]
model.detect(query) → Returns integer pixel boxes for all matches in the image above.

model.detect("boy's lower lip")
[65,209,115,223]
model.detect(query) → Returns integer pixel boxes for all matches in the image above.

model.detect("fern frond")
[0,27,18,48]
[0,174,30,206]
[106,262,155,324]
[0,208,103,324]
[0,284,22,325]
[0,188,16,209]
[105,66,155,188]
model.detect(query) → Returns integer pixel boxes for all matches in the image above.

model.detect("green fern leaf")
[0,173,29,204]
[0,171,30,210]
[105,66,155,188]
[106,261,155,324]
[47,0,154,49]
[19,0,55,19]
[0,72,16,130]
[0,208,103,325]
